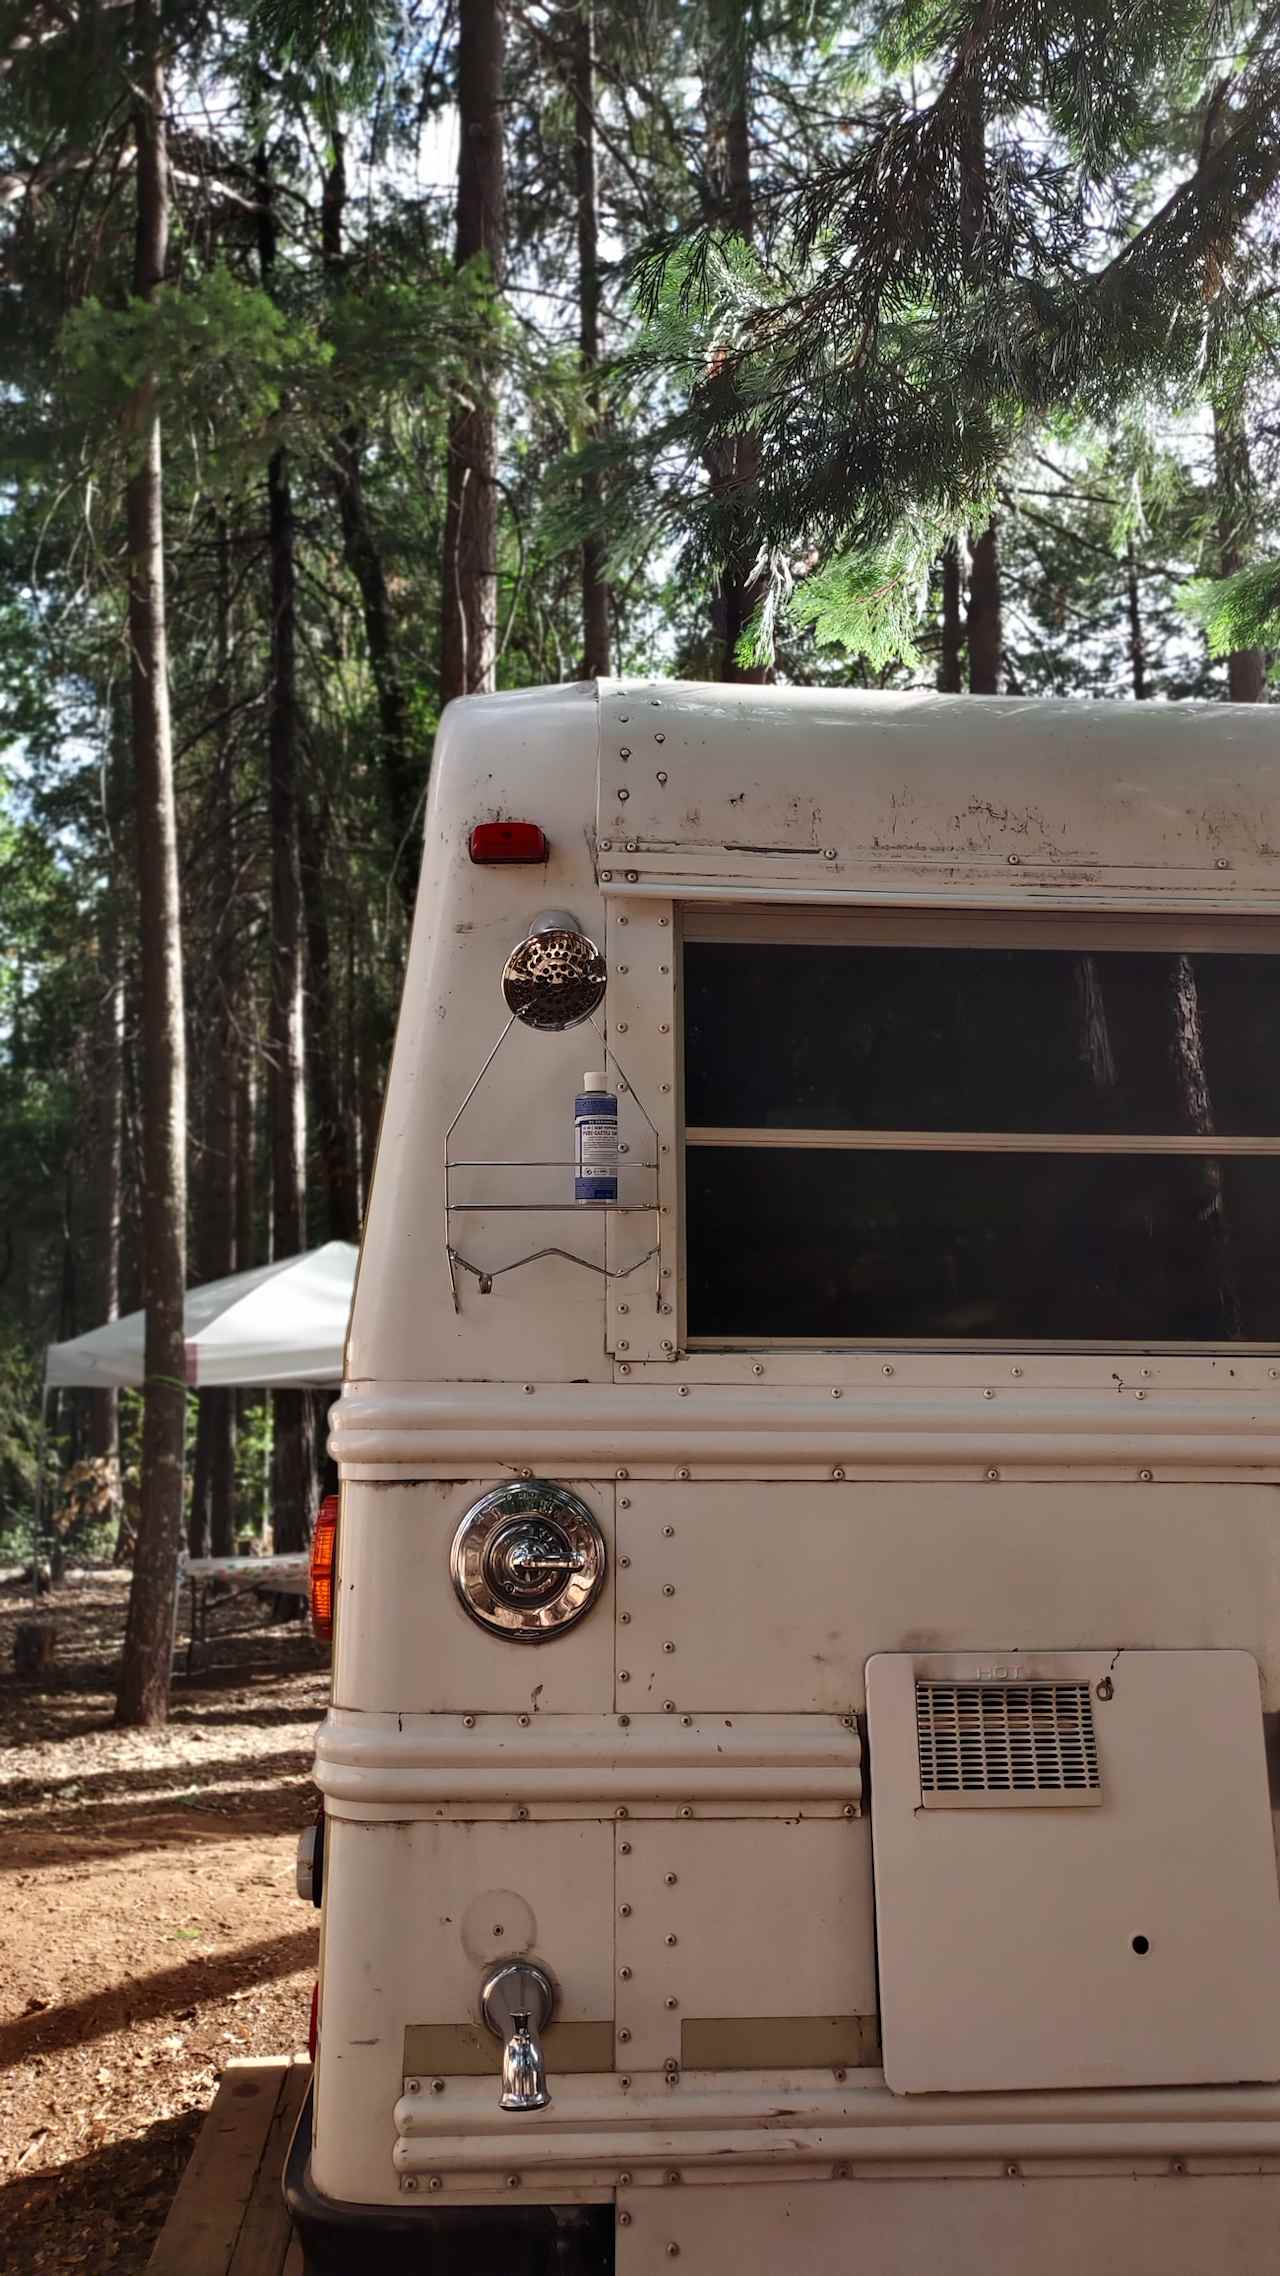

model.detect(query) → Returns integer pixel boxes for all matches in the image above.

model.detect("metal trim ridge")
[392,2071,1280,2177]
[314,1712,861,1809]
[331,1384,1280,1476]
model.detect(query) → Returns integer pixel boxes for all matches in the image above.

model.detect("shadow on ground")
[2,2108,203,2276]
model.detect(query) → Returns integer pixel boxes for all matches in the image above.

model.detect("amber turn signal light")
[310,1493,339,1641]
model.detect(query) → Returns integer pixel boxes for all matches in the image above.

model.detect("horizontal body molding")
[331,1381,1280,1479]
[314,1710,862,1811]
[392,2068,1280,2179]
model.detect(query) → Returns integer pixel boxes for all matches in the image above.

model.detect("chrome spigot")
[480,1959,556,2112]
[501,2011,547,2111]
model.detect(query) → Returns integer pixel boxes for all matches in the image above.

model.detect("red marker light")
[469,821,548,865]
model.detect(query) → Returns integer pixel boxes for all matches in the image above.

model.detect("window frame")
[676,901,1280,1356]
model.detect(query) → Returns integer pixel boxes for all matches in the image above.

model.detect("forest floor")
[0,1570,325,2274]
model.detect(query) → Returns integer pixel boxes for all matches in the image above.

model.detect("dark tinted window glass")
[684,944,1280,1136]
[685,1148,1280,1343]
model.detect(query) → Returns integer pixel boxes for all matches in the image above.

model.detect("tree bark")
[440,0,506,704]
[1213,393,1265,702]
[188,513,238,1561]
[299,780,359,1242]
[958,68,1001,695]
[701,2,768,684]
[116,0,186,1729]
[967,521,1002,693]
[567,1,610,677]
[257,144,315,1555]
[938,540,964,691]
[89,705,126,1520]
[1125,535,1148,700]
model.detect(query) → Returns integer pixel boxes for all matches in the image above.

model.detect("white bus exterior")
[288,679,1280,2276]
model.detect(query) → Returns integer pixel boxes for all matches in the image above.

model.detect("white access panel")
[867,1649,1280,2095]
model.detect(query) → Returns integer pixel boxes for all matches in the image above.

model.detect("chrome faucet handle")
[480,1959,556,2112]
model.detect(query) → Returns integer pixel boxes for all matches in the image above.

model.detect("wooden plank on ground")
[148,2058,290,2276]
[281,2241,304,2276]
[227,2055,311,2276]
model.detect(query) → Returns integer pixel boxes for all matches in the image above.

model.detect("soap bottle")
[575,1072,619,1204]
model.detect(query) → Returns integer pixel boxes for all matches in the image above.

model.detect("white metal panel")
[613,1818,876,2071]
[615,2175,1280,2276]
[347,683,612,1386]
[311,1814,613,2206]
[617,1485,1280,1708]
[331,1479,615,1714]
[868,1649,1280,2093]
[597,682,1280,904]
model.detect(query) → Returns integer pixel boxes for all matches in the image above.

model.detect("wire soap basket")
[443,914,660,1311]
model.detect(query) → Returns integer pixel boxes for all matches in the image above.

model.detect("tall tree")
[188,515,239,1560]
[700,0,769,682]
[1213,395,1265,701]
[567,1,611,677]
[321,130,420,903]
[440,0,507,704]
[957,62,1001,693]
[1200,77,1267,703]
[938,540,965,690]
[116,0,187,1728]
[256,140,315,1554]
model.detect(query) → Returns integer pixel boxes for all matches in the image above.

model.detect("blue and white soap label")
[575,1076,619,1203]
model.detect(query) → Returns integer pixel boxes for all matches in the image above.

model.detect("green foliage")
[58,266,330,486]
[786,520,963,672]
[1182,558,1280,661]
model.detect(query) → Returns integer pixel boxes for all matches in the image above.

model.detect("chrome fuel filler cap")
[450,1481,607,1640]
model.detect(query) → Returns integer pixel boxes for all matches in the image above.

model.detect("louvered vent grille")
[916,1681,1102,1810]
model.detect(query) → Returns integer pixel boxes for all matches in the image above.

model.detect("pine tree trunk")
[235,994,257,1276]
[322,136,419,903]
[188,514,238,1561]
[1213,394,1265,703]
[299,783,359,1242]
[440,0,506,704]
[258,147,315,1555]
[116,0,186,1729]
[1198,85,1265,706]
[89,733,125,1518]
[938,540,964,691]
[967,522,1002,693]
[957,70,1001,696]
[1125,536,1148,700]
[702,3,769,684]
[568,0,610,677]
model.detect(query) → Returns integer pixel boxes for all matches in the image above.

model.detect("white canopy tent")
[44,1241,358,1392]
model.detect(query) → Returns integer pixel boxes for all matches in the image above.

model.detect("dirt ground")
[0,1571,326,2274]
